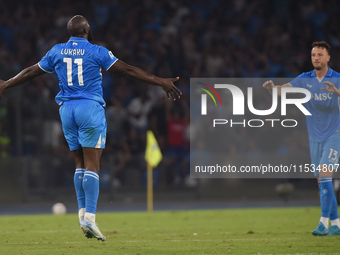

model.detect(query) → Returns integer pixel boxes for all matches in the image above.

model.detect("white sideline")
[5,237,300,245]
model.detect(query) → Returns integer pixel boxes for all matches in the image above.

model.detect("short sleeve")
[97,46,118,71]
[288,73,304,88]
[38,48,55,73]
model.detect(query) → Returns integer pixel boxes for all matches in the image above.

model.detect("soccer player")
[0,15,181,241]
[263,41,340,236]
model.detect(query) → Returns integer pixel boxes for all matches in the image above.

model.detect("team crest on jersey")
[307,84,312,88]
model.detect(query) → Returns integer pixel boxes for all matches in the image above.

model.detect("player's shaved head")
[67,15,92,40]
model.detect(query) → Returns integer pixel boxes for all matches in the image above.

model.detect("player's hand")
[322,81,340,96]
[161,77,182,100]
[263,80,275,91]
[0,79,7,100]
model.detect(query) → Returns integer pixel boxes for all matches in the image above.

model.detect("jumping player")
[0,15,181,241]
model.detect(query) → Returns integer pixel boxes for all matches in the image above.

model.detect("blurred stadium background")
[0,0,339,214]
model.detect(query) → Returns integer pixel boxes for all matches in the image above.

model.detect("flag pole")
[147,162,153,212]
[145,130,162,213]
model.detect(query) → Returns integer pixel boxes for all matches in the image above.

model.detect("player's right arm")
[263,80,292,96]
[0,64,46,99]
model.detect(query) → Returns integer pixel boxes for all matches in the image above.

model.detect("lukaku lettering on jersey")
[289,68,340,142]
[61,48,85,56]
[38,37,118,107]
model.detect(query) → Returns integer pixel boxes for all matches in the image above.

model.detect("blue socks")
[330,183,339,221]
[330,193,339,220]
[74,169,100,221]
[319,177,334,218]
[74,168,85,210]
[83,170,100,214]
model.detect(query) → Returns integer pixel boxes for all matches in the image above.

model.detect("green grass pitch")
[0,207,340,255]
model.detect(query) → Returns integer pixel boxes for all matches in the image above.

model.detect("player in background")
[0,15,181,241]
[263,41,340,236]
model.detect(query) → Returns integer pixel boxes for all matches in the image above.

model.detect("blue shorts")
[309,130,340,177]
[59,99,106,151]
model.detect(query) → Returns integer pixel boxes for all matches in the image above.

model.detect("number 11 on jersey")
[63,57,84,86]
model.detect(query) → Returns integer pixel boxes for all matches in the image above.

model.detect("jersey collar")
[311,67,333,77]
[68,37,89,42]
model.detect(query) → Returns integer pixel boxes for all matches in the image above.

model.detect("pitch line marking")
[4,237,300,245]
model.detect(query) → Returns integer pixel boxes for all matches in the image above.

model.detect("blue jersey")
[289,67,340,142]
[38,37,118,107]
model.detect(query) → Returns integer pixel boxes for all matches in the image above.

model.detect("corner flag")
[145,130,162,212]
[145,130,162,168]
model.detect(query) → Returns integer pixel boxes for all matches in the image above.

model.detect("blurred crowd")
[0,0,339,188]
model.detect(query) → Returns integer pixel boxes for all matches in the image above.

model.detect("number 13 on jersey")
[63,57,84,86]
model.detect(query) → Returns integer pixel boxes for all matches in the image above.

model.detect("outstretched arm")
[0,64,46,99]
[108,60,182,100]
[263,80,292,96]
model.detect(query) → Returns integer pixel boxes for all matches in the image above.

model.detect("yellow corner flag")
[145,130,162,168]
[145,130,162,212]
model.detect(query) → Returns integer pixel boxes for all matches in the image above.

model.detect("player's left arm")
[108,60,182,100]
[321,81,340,97]
[0,64,46,100]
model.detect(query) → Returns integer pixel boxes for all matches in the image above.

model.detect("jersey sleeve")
[38,48,55,73]
[288,73,304,88]
[97,46,118,71]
